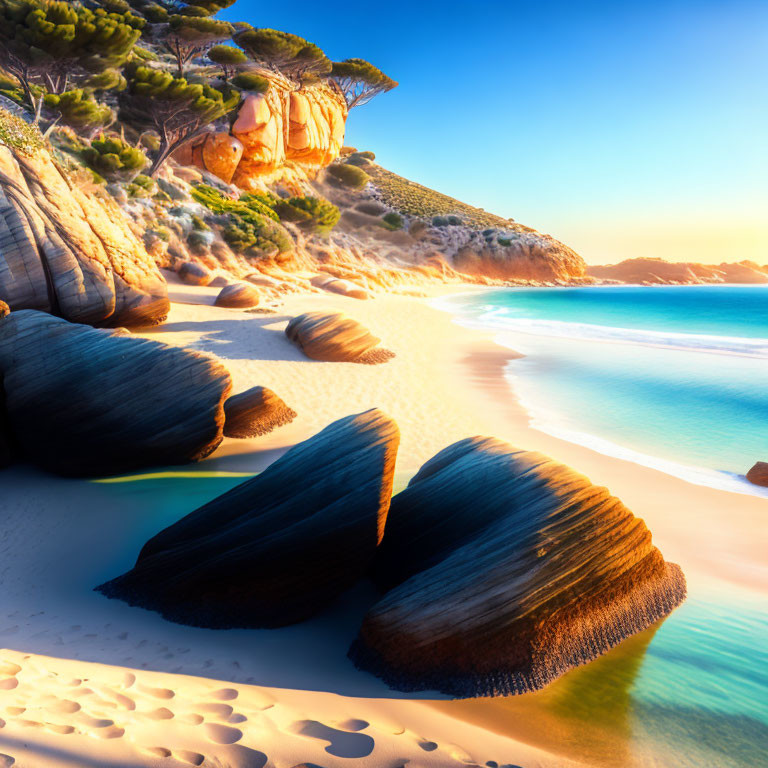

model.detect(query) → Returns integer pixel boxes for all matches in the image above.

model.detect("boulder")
[245,272,282,289]
[173,132,244,186]
[746,461,768,487]
[310,275,370,300]
[350,437,686,697]
[97,409,400,628]
[214,282,260,309]
[285,312,394,364]
[223,386,296,438]
[178,261,214,286]
[0,310,232,476]
[0,139,169,327]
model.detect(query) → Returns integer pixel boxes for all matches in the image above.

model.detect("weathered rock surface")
[174,132,244,185]
[0,310,232,476]
[286,311,394,364]
[0,300,8,319]
[214,282,260,309]
[178,75,348,189]
[746,461,768,487]
[0,139,169,327]
[223,386,296,438]
[350,437,686,697]
[588,257,768,285]
[453,235,586,283]
[178,261,214,286]
[98,409,400,628]
[310,274,370,300]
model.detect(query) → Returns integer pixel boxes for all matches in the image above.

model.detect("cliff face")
[0,134,169,327]
[176,75,348,190]
[588,257,768,285]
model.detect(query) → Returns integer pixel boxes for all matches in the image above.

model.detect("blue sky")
[222,1,768,264]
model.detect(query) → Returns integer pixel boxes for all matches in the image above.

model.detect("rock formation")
[0,300,8,319]
[214,282,260,308]
[0,138,169,327]
[350,437,686,697]
[310,274,370,299]
[746,461,768,487]
[176,75,347,189]
[178,261,214,286]
[588,258,768,285]
[98,409,400,628]
[223,386,296,438]
[285,312,395,364]
[0,310,232,476]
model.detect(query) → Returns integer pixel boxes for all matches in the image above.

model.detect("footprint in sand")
[178,713,204,725]
[229,713,248,724]
[139,684,175,700]
[174,750,205,766]
[142,747,172,758]
[418,740,438,752]
[0,679,18,690]
[204,722,243,744]
[337,718,370,732]
[45,698,81,715]
[144,707,174,720]
[290,720,375,758]
[0,754,14,767]
[197,703,234,720]
[211,687,238,701]
[0,661,21,677]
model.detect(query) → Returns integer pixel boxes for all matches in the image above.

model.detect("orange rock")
[201,133,244,185]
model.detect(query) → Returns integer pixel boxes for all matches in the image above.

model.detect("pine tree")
[118,63,239,175]
[331,59,398,109]
[233,28,331,83]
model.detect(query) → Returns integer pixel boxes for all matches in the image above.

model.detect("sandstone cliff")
[0,113,170,327]
[175,73,347,190]
[588,257,768,285]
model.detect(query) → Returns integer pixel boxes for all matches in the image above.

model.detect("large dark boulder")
[0,310,232,476]
[97,409,400,628]
[350,437,686,698]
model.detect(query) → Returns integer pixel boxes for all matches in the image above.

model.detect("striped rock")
[0,138,169,327]
[223,386,296,438]
[214,282,260,309]
[285,311,394,364]
[0,310,232,476]
[350,437,686,697]
[98,409,400,628]
[178,261,214,286]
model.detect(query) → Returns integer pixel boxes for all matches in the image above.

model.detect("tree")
[207,44,247,82]
[233,28,331,82]
[330,58,397,109]
[0,0,142,120]
[118,63,239,176]
[230,70,268,94]
[43,89,114,134]
[163,14,234,77]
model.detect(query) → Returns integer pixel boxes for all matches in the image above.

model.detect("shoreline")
[1,280,766,767]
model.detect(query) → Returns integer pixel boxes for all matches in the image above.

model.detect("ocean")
[435,285,768,497]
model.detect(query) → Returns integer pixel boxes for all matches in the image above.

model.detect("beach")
[1,280,766,768]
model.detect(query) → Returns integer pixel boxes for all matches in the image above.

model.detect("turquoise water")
[437,285,768,494]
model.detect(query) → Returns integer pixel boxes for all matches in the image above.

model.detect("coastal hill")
[588,257,768,285]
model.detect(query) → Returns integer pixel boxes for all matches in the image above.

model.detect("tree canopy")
[207,44,247,81]
[163,14,234,77]
[118,63,239,175]
[233,27,331,81]
[331,58,397,109]
[0,0,143,116]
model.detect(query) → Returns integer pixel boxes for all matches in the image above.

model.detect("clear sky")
[222,1,768,265]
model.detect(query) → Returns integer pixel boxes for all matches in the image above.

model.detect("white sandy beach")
[1,279,766,768]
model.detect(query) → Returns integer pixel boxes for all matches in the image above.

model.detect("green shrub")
[327,163,370,189]
[44,90,114,133]
[191,184,293,256]
[191,213,209,231]
[382,211,403,230]
[498,237,513,247]
[271,195,340,233]
[81,135,148,180]
[345,152,372,167]
[0,109,43,155]
[432,215,448,227]
[230,71,269,93]
[126,173,155,197]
